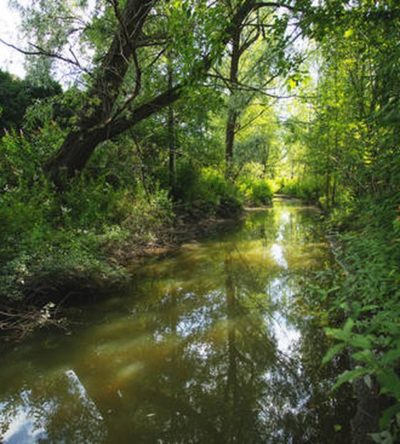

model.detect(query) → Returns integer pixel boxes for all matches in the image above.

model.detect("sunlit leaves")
[343,28,354,39]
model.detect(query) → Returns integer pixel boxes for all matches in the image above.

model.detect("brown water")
[0,199,353,443]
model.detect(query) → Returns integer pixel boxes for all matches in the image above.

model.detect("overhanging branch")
[0,38,92,76]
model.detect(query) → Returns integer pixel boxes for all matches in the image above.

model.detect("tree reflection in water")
[0,200,354,443]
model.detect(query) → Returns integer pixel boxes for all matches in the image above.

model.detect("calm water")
[0,199,354,443]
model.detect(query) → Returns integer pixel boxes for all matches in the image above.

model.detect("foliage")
[321,213,400,439]
[274,1,400,439]
[238,176,273,206]
[0,131,173,304]
[279,177,322,202]
[174,164,242,217]
[0,69,61,132]
[0,3,399,442]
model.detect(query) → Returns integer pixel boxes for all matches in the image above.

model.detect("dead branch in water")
[0,302,65,341]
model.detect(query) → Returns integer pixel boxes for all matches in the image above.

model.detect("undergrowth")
[0,132,173,310]
[316,199,400,442]
[0,130,274,321]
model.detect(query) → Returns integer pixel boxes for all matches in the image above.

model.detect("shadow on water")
[0,198,354,443]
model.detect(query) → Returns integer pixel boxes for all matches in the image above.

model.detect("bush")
[0,132,174,306]
[238,177,273,206]
[175,164,242,216]
[119,185,173,244]
[279,177,322,202]
[317,198,400,439]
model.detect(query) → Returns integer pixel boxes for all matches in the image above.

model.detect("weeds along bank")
[281,174,400,439]
[276,9,400,434]
[0,131,273,335]
[321,199,400,442]
[281,143,400,439]
[0,131,172,335]
[280,157,400,439]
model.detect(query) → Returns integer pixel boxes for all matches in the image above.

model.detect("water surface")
[0,199,353,443]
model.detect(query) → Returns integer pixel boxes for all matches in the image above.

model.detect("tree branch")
[109,85,183,138]
[0,38,92,76]
[234,108,267,134]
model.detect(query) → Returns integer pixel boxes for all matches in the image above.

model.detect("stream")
[0,198,354,443]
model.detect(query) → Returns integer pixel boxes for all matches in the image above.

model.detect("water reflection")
[0,369,107,443]
[0,199,354,443]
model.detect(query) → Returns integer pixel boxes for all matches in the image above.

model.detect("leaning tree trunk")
[44,0,155,185]
[45,129,106,186]
[45,85,182,186]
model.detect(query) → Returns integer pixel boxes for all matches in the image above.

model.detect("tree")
[288,0,400,207]
[6,0,303,187]
[213,1,298,178]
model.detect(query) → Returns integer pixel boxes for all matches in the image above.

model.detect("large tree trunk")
[168,106,177,192]
[45,86,182,185]
[225,28,241,179]
[44,0,156,184]
[225,111,238,177]
[45,129,108,186]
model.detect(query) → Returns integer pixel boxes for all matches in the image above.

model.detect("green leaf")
[288,78,297,90]
[322,343,345,364]
[325,327,349,341]
[333,367,369,390]
[353,349,374,363]
[344,29,354,39]
[377,370,400,400]
[349,334,372,349]
[379,403,400,430]
[381,348,400,366]
[370,431,393,444]
[343,318,354,333]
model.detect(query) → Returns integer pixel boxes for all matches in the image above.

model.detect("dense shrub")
[0,69,61,132]
[238,177,273,206]
[0,132,173,305]
[315,199,400,439]
[279,177,322,202]
[175,164,242,216]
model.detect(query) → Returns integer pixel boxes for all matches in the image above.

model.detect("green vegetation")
[0,130,173,303]
[280,3,400,440]
[278,177,322,202]
[0,69,61,132]
[0,0,399,440]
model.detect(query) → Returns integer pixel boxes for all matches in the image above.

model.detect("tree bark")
[79,0,155,126]
[225,28,241,179]
[45,85,182,185]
